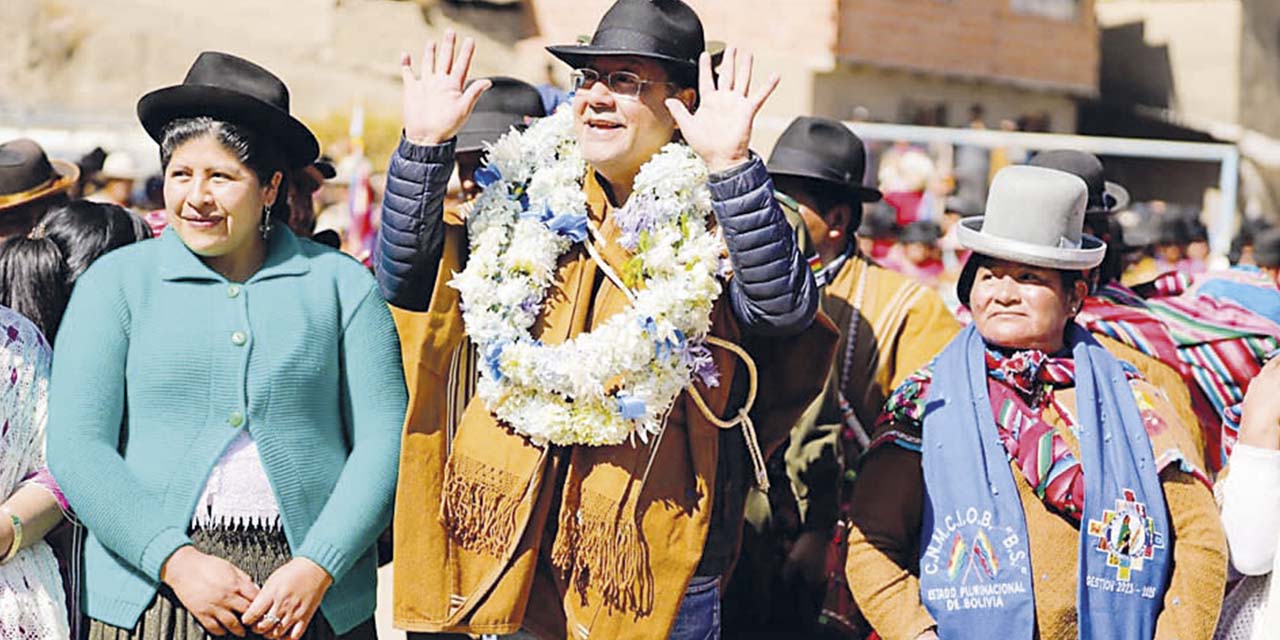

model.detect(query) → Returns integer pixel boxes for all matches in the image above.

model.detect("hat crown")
[0,139,56,196]
[980,166,1088,249]
[590,0,706,63]
[183,52,291,113]
[767,116,878,201]
[1028,149,1115,212]
[470,77,545,118]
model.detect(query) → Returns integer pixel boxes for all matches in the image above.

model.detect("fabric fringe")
[440,454,522,558]
[551,487,654,616]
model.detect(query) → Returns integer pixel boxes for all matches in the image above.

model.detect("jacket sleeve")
[709,156,819,337]
[375,135,456,311]
[1219,444,1280,575]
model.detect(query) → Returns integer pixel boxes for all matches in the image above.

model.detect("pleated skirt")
[87,525,376,640]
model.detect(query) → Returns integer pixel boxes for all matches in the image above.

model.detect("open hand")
[665,46,779,174]
[161,546,260,636]
[241,557,333,640]
[400,29,491,146]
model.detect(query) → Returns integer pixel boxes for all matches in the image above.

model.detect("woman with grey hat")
[843,165,1226,640]
[46,51,407,640]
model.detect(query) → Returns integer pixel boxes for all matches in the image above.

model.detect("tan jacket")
[390,174,838,639]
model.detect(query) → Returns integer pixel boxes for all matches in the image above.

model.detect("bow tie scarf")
[985,349,1087,522]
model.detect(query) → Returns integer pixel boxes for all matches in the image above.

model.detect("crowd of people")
[0,0,1279,638]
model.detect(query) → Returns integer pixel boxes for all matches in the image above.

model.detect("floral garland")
[448,108,725,446]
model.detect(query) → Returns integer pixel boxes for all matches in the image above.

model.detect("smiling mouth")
[586,119,623,131]
[181,215,225,228]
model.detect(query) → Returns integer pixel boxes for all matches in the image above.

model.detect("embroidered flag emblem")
[1087,489,1165,581]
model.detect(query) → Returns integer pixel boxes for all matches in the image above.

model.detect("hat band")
[0,176,59,208]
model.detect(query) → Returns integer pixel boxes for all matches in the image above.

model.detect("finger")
[423,40,437,76]
[234,567,260,600]
[750,74,781,114]
[721,46,737,92]
[736,52,754,97]
[399,52,415,86]
[198,613,229,637]
[241,590,271,625]
[214,608,246,638]
[697,51,714,97]
[437,29,457,76]
[461,78,493,114]
[452,37,477,84]
[224,591,254,615]
[289,618,309,640]
[664,98,692,130]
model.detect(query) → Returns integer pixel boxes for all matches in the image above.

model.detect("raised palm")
[666,46,780,174]
[400,29,491,146]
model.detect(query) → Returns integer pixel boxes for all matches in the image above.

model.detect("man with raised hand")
[378,1,837,638]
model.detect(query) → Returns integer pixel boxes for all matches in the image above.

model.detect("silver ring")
[262,614,281,625]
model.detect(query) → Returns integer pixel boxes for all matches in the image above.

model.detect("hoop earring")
[259,206,273,240]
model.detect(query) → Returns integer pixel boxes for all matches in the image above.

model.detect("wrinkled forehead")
[581,55,671,81]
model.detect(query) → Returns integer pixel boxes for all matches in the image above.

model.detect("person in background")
[883,220,944,289]
[1030,150,1219,470]
[87,152,141,208]
[47,51,406,640]
[0,139,79,240]
[1195,227,1280,326]
[1186,219,1211,273]
[1154,214,1190,274]
[855,202,897,262]
[0,200,151,343]
[0,305,75,639]
[729,115,958,637]
[845,165,1226,640]
[287,156,337,238]
[452,77,545,204]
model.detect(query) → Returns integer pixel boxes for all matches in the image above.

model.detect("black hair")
[0,200,151,342]
[159,116,291,223]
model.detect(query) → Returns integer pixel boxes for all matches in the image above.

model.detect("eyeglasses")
[569,68,671,99]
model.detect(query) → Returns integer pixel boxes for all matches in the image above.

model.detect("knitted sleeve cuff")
[296,537,357,582]
[139,527,193,582]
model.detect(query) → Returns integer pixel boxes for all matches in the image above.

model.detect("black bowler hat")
[767,116,882,203]
[458,77,546,154]
[899,220,943,245]
[137,52,319,169]
[546,0,724,79]
[1028,149,1129,215]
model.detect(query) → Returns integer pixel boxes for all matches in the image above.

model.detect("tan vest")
[391,173,838,638]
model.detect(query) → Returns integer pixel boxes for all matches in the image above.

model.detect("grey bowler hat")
[957,165,1106,271]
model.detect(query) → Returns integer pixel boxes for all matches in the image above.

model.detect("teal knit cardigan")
[46,228,407,633]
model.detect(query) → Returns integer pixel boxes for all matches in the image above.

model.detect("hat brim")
[957,216,1106,270]
[1086,180,1130,215]
[767,167,882,203]
[138,84,319,169]
[0,159,80,213]
[545,42,725,75]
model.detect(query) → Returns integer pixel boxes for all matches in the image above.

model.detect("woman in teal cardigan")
[46,51,407,640]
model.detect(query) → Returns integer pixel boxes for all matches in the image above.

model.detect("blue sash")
[918,324,1170,639]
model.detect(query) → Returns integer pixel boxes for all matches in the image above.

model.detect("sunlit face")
[164,135,279,259]
[572,56,689,187]
[969,258,1085,352]
[903,242,940,265]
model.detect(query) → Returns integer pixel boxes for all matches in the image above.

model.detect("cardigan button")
[228,412,244,428]
[231,331,248,346]
[227,284,242,298]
